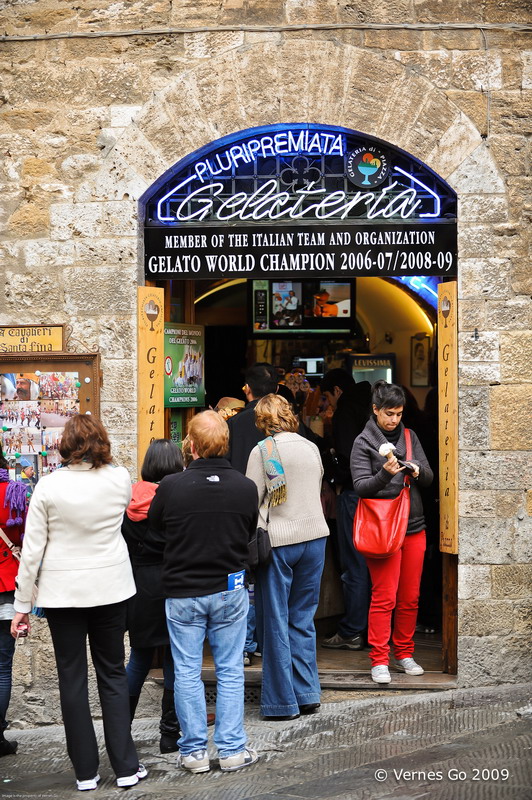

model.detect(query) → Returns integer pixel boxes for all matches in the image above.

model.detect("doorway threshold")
[149,666,456,692]
[205,665,456,691]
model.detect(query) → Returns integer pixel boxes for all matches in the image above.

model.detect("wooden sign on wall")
[438,281,459,554]
[0,325,64,353]
[137,287,165,474]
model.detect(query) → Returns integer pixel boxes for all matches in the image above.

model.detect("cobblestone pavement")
[1,684,531,800]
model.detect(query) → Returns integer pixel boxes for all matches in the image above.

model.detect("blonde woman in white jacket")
[11,416,147,792]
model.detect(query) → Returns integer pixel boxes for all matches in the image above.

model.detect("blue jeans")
[126,645,174,694]
[255,537,326,717]
[336,490,370,638]
[244,602,257,654]
[0,620,15,733]
[166,588,248,757]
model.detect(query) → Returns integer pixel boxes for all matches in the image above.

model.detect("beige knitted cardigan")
[245,431,329,548]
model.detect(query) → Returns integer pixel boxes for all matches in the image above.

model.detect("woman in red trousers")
[350,381,433,685]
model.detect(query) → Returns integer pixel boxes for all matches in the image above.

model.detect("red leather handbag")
[353,429,412,559]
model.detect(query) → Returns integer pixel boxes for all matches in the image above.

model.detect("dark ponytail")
[371,380,406,410]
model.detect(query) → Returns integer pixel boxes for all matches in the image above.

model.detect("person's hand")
[405,462,420,479]
[383,455,406,476]
[11,612,30,639]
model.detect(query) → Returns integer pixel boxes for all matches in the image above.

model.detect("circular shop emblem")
[164,356,173,376]
[346,146,389,188]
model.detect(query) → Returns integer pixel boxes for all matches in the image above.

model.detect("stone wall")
[1,2,531,723]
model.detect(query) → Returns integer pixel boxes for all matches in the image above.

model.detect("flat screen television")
[250,279,355,337]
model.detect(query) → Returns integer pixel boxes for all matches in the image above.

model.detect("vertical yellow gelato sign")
[137,287,164,475]
[438,281,458,555]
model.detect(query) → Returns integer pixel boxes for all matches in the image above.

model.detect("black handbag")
[248,505,272,569]
[248,526,272,569]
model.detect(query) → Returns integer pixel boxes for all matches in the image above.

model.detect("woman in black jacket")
[122,439,184,752]
[350,382,433,685]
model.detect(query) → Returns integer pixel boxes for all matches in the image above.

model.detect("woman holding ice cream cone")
[350,381,433,685]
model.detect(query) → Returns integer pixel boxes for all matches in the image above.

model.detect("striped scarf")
[258,436,287,507]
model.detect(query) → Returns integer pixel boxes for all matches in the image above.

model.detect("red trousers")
[365,530,426,666]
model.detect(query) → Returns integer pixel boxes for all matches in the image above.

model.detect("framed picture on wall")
[410,335,430,387]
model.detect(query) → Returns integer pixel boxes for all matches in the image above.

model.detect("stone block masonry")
[0,2,530,718]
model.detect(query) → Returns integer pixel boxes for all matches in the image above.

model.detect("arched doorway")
[141,123,458,687]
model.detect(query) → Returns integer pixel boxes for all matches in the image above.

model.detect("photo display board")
[0,355,99,489]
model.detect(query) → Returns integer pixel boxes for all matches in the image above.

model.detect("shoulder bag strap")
[403,428,412,488]
[404,427,412,460]
[0,528,21,560]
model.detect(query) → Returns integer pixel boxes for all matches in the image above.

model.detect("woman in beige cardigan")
[11,416,147,792]
[246,394,328,721]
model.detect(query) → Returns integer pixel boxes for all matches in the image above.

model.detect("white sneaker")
[116,764,148,787]
[371,664,391,684]
[219,747,259,772]
[394,657,424,675]
[77,774,100,791]
[176,749,210,773]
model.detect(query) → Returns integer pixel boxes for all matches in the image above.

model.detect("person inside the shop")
[350,381,433,684]
[226,363,280,666]
[226,363,279,475]
[320,369,371,652]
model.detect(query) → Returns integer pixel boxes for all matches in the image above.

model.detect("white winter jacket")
[14,463,135,612]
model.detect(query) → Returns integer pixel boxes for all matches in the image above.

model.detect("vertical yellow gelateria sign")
[137,287,164,474]
[438,281,458,555]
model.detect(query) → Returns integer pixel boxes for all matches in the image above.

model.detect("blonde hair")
[188,410,229,458]
[180,435,193,467]
[254,393,298,436]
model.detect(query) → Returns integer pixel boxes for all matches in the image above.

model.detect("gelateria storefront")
[137,124,459,691]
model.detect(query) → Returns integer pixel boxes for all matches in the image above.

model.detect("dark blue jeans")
[0,620,15,733]
[244,601,257,654]
[336,490,370,638]
[126,645,174,694]
[255,537,326,717]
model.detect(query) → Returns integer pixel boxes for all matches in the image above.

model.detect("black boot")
[0,732,18,757]
[129,695,140,723]
[159,688,180,754]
